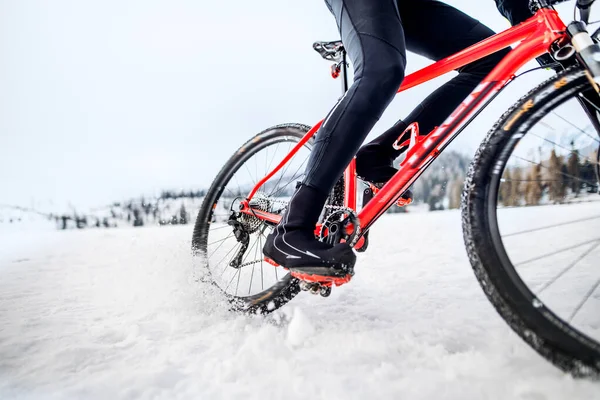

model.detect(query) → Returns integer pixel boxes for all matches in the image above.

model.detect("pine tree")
[561,163,569,198]
[548,149,563,203]
[568,142,581,196]
[526,164,543,205]
[133,208,144,227]
[448,177,463,209]
[179,204,188,224]
[501,168,513,207]
[510,167,523,207]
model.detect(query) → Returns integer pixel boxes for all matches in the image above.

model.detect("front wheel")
[464,67,600,377]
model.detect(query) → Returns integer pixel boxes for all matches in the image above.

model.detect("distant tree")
[427,182,444,211]
[179,204,188,224]
[75,215,87,229]
[548,149,564,204]
[509,167,523,206]
[143,202,152,217]
[525,164,543,205]
[103,218,110,228]
[567,141,581,196]
[448,177,463,209]
[580,158,598,192]
[133,208,144,227]
[501,169,513,207]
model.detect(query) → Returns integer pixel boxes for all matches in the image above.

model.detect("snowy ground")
[1,210,600,400]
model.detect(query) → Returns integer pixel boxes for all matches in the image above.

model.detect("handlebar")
[531,0,595,24]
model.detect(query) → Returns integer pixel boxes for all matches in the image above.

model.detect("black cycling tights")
[303,0,510,193]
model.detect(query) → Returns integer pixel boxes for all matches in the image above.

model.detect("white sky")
[0,0,581,211]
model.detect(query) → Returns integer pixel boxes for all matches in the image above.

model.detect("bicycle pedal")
[368,183,413,208]
[299,280,333,297]
[396,197,413,207]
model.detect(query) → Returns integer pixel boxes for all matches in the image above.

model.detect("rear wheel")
[464,67,600,376]
[192,124,344,314]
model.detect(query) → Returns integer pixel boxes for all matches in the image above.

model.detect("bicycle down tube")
[242,8,567,235]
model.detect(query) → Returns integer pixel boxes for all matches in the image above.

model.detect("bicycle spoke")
[208,233,234,260]
[248,261,255,295]
[264,144,269,177]
[241,236,260,265]
[224,187,239,199]
[514,237,600,267]
[207,233,235,247]
[248,234,260,295]
[233,174,244,197]
[217,243,241,277]
[209,224,231,232]
[503,215,600,238]
[552,110,600,144]
[235,261,243,296]
[255,149,259,189]
[244,162,257,189]
[568,276,600,322]
[538,241,600,294]
[268,143,294,196]
[258,228,268,284]
[225,268,240,292]
[265,142,281,178]
[527,128,599,166]
[270,157,309,198]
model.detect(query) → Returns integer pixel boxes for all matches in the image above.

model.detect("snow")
[1,209,600,400]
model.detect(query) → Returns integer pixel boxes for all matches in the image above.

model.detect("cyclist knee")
[383,60,405,90]
[364,58,405,95]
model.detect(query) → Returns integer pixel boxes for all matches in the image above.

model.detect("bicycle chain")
[235,259,263,269]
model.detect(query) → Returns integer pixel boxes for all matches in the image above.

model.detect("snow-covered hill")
[1,209,599,399]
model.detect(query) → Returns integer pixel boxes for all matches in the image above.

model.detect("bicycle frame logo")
[243,7,567,244]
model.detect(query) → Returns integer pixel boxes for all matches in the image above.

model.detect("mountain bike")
[193,0,600,377]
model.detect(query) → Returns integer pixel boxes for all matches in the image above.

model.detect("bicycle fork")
[567,21,600,91]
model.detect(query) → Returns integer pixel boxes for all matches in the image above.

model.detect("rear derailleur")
[227,213,250,268]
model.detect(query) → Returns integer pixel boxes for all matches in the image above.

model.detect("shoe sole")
[290,270,352,287]
[264,256,354,285]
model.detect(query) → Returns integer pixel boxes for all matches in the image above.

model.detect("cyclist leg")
[263,0,406,275]
[356,0,511,184]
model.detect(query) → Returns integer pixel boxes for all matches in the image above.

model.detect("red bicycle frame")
[242,7,568,244]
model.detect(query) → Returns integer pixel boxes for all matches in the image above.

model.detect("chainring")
[317,206,361,247]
